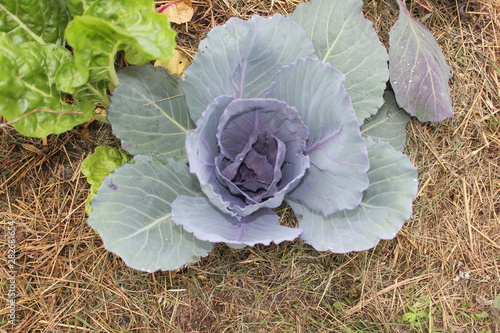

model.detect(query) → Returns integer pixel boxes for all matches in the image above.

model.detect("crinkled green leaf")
[109,65,193,159]
[361,91,411,152]
[56,0,176,92]
[0,32,93,137]
[67,0,97,17]
[81,146,131,214]
[0,0,70,44]
[183,14,316,122]
[73,80,110,113]
[268,58,369,215]
[288,139,418,253]
[291,0,389,123]
[389,0,453,122]
[88,155,214,272]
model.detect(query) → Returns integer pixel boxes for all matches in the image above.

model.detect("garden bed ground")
[1,0,499,332]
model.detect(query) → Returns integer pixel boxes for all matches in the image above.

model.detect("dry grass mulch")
[1,0,499,332]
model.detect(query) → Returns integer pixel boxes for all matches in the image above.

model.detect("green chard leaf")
[81,146,131,214]
[56,0,176,92]
[66,0,98,17]
[0,32,93,137]
[389,0,453,122]
[0,0,70,45]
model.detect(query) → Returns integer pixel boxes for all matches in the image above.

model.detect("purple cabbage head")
[186,97,310,217]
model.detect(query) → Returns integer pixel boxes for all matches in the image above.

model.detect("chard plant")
[85,0,453,272]
[0,0,175,137]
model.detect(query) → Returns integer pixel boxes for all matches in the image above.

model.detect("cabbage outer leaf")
[389,0,453,122]
[288,139,418,253]
[171,196,302,247]
[108,65,193,160]
[88,155,214,272]
[291,0,389,123]
[268,58,369,215]
[361,91,411,152]
[183,14,316,122]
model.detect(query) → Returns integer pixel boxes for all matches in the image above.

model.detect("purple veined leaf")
[216,98,308,163]
[389,0,453,123]
[185,95,240,217]
[171,196,302,247]
[183,14,316,123]
[291,0,389,123]
[268,58,369,216]
[288,139,418,253]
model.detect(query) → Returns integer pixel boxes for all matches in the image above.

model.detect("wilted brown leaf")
[157,0,194,24]
[154,49,190,77]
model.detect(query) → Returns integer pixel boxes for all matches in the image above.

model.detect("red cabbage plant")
[85,0,452,272]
